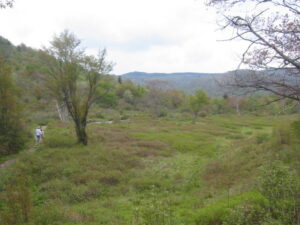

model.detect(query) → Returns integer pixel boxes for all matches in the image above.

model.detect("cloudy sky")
[0,0,245,74]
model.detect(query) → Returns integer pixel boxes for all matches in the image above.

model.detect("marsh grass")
[0,115,299,224]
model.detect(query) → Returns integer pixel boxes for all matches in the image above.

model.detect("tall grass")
[0,115,299,224]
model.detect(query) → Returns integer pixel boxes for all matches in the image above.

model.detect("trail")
[0,126,47,171]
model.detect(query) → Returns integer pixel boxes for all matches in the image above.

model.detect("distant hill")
[121,71,231,96]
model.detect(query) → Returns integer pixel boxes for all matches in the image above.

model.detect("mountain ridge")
[120,71,230,96]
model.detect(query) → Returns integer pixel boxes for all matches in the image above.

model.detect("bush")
[0,58,28,156]
[256,133,269,144]
[44,129,76,148]
[0,173,32,225]
[273,123,293,145]
[222,163,300,225]
[258,163,300,225]
[0,127,28,155]
[291,120,300,136]
[223,203,269,225]
[131,191,182,225]
[32,201,68,225]
[194,192,267,225]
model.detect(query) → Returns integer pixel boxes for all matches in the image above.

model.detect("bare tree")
[207,0,300,102]
[0,0,14,8]
[41,30,112,145]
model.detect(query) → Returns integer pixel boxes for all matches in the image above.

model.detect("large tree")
[207,0,300,101]
[41,30,112,145]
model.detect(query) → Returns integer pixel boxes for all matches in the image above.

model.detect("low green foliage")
[195,191,267,225]
[223,163,300,225]
[291,120,300,136]
[44,124,76,148]
[0,58,28,156]
[132,190,183,225]
[0,114,299,225]
[0,173,32,225]
[256,133,270,144]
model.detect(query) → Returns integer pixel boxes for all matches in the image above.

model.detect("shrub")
[44,129,76,148]
[222,203,270,225]
[258,163,300,225]
[273,123,293,145]
[95,111,105,119]
[0,58,28,156]
[131,191,182,225]
[32,201,68,225]
[256,133,269,144]
[194,192,267,225]
[291,120,300,136]
[222,163,300,225]
[0,174,32,225]
[0,128,27,155]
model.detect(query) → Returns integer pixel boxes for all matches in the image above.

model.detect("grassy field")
[0,113,299,225]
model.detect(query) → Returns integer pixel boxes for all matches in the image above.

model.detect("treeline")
[95,78,299,119]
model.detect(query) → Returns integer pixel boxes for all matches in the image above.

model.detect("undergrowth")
[0,114,299,225]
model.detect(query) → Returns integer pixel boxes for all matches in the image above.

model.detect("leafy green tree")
[211,97,231,114]
[116,80,146,109]
[123,89,134,104]
[189,89,209,123]
[0,58,26,155]
[41,30,112,145]
[96,75,118,108]
[135,86,146,98]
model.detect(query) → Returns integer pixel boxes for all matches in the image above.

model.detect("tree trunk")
[192,112,198,124]
[56,101,63,121]
[56,101,68,121]
[75,122,88,145]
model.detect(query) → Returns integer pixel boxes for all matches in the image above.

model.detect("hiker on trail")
[40,127,45,142]
[35,128,42,143]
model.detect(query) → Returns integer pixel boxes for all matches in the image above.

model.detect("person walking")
[35,127,42,143]
[40,127,45,142]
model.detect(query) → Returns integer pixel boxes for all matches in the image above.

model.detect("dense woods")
[0,57,26,155]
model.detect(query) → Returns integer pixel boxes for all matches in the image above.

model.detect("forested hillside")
[0,36,51,116]
[121,71,227,96]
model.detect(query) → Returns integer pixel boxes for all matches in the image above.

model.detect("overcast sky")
[0,0,245,74]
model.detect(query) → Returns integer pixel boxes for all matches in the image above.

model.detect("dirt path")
[0,126,47,171]
[0,158,17,170]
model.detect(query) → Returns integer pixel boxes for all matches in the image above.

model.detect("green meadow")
[1,113,299,225]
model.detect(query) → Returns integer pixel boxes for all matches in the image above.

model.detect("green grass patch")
[0,114,299,224]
